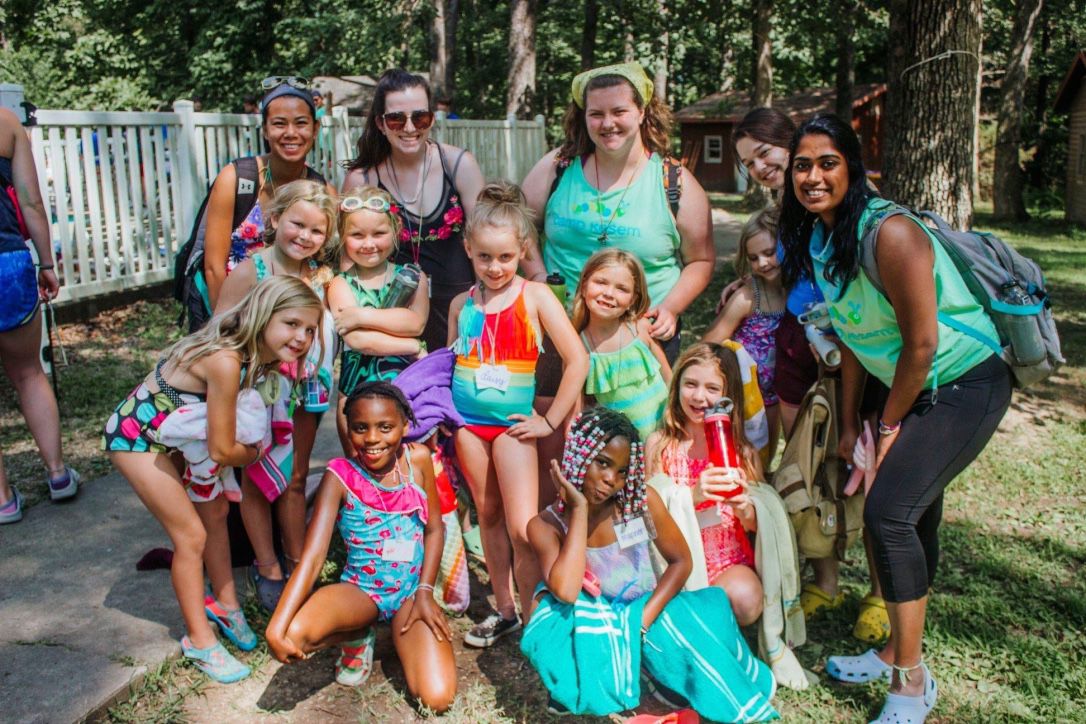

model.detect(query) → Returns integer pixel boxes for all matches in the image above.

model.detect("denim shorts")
[0,249,39,333]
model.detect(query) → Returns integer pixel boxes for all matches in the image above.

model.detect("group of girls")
[102,65,1007,724]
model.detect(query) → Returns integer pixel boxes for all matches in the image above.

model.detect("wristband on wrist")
[543,415,556,432]
[877,419,901,436]
[416,583,435,594]
[37,264,54,270]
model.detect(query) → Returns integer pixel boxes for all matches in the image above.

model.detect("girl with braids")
[266,381,456,712]
[522,409,778,720]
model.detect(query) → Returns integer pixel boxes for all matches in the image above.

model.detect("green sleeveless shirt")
[543,153,681,308]
[810,198,996,389]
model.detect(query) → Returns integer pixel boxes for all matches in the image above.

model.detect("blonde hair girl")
[646,342,765,626]
[703,207,786,460]
[326,184,429,455]
[214,179,338,613]
[448,181,588,645]
[571,248,670,439]
[103,276,322,683]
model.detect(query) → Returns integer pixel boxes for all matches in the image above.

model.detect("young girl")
[103,276,323,682]
[216,179,338,611]
[572,249,671,440]
[265,382,456,712]
[704,209,786,459]
[325,185,429,455]
[646,343,765,627]
[522,409,777,720]
[448,182,588,647]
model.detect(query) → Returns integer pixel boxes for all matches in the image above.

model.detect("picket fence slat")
[29,105,545,304]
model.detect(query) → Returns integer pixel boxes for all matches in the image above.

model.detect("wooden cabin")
[674,83,887,192]
[1054,51,1086,225]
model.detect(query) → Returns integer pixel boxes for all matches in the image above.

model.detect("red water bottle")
[703,398,742,498]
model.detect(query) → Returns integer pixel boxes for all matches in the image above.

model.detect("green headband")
[571,62,655,108]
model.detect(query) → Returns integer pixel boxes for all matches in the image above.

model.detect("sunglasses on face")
[261,76,310,91]
[381,110,435,131]
[341,195,394,213]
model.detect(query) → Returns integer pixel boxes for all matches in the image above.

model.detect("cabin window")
[703,135,724,164]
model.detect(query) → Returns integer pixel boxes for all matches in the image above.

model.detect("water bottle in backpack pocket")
[991,281,1046,367]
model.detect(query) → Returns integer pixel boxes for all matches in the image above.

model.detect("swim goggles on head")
[380,110,435,131]
[340,195,396,213]
[261,76,310,91]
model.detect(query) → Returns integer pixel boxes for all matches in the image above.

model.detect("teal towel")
[521,588,643,715]
[642,587,779,722]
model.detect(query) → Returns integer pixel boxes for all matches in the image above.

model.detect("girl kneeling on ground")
[104,276,323,683]
[265,382,456,712]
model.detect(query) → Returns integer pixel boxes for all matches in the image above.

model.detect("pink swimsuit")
[660,442,755,581]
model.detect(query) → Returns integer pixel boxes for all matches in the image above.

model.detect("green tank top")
[543,153,681,308]
[810,197,996,390]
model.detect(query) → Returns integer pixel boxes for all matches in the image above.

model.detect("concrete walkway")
[0,414,344,724]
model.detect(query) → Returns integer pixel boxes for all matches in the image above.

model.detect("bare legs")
[111,451,220,648]
[0,310,65,478]
[283,583,457,711]
[455,428,542,621]
[712,564,764,626]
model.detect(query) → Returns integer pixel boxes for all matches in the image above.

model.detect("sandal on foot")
[853,595,891,643]
[826,648,892,684]
[335,628,376,686]
[869,663,937,723]
[181,636,251,683]
[0,489,23,525]
[250,565,286,612]
[204,596,258,651]
[801,583,845,619]
[47,466,80,501]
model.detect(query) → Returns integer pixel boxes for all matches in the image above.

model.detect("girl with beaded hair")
[522,408,778,719]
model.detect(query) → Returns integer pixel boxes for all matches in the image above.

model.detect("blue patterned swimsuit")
[733,277,784,406]
[327,455,428,621]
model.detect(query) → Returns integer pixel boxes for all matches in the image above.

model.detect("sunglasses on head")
[381,110,435,131]
[341,195,394,213]
[261,76,310,91]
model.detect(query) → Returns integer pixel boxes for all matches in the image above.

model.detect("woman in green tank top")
[520,61,715,364]
[779,115,1012,724]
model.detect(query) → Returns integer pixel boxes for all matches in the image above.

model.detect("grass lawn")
[3,208,1084,722]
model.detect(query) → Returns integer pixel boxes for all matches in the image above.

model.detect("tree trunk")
[993,0,1044,221]
[835,0,856,120]
[623,0,637,62]
[445,0,460,99]
[430,0,449,97]
[751,0,773,106]
[581,0,598,70]
[1029,9,1051,189]
[654,0,670,102]
[883,0,982,229]
[507,0,537,118]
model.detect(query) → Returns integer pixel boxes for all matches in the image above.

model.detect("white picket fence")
[28,101,547,304]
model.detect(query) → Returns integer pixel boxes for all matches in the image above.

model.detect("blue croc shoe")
[827,648,893,684]
[869,663,938,724]
[204,596,258,651]
[181,636,251,684]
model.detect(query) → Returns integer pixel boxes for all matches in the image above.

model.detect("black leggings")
[864,354,1012,603]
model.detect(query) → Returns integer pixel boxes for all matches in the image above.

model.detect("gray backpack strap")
[859,204,911,297]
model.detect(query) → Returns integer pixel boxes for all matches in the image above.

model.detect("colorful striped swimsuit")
[451,281,541,437]
[583,324,668,440]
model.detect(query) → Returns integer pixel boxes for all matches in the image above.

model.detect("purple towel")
[392,348,465,442]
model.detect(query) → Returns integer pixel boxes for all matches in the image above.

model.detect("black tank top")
[376,143,473,299]
[0,158,26,253]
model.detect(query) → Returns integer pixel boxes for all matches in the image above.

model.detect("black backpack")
[173,157,325,331]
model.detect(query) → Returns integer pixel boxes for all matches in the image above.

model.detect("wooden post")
[173,100,202,248]
[505,113,516,182]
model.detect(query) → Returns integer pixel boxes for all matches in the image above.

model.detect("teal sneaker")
[181,636,251,683]
[204,596,258,651]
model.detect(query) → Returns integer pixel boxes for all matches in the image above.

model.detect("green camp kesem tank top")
[810,197,996,389]
[543,153,681,308]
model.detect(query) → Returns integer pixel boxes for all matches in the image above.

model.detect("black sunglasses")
[381,110,435,131]
[261,76,310,91]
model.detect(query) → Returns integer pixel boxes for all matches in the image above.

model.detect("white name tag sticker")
[475,363,511,392]
[382,539,416,562]
[615,518,649,549]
